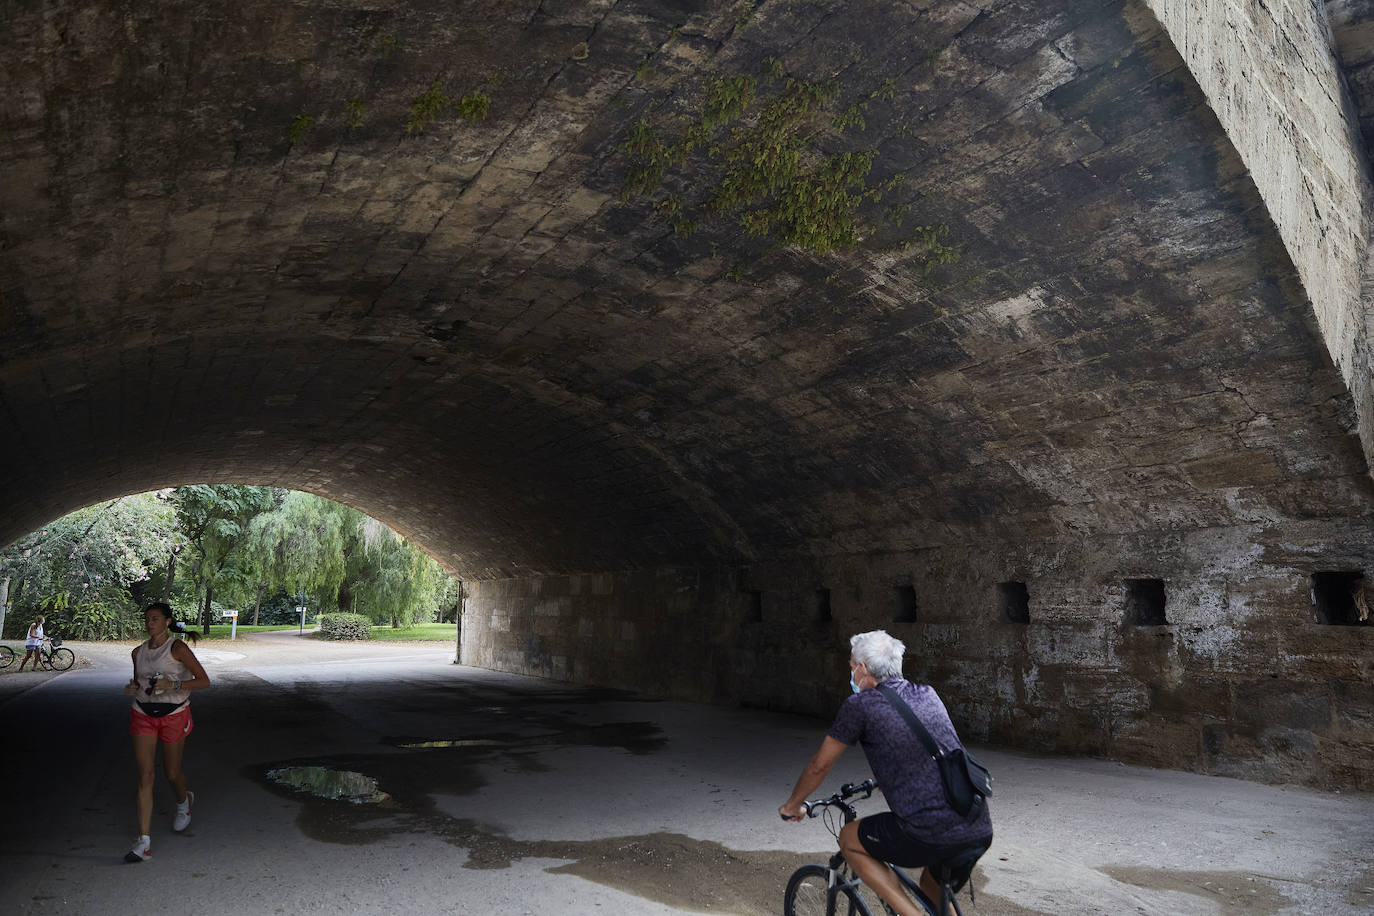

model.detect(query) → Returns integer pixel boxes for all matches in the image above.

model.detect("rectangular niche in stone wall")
[1124,578,1167,625]
[1311,571,1370,625]
[999,581,1030,623]
[744,589,763,623]
[894,585,918,622]
[815,588,832,625]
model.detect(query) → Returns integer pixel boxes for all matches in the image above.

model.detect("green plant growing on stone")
[702,74,754,130]
[655,194,684,218]
[406,81,491,134]
[346,100,367,128]
[407,81,450,133]
[615,65,959,262]
[763,56,786,81]
[289,111,315,145]
[380,34,402,59]
[910,223,960,274]
[889,224,959,275]
[870,76,898,101]
[454,92,491,123]
[619,119,675,199]
[833,101,867,131]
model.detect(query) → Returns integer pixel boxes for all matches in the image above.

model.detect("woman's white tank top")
[132,637,192,709]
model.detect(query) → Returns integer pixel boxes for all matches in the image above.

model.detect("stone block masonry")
[464,519,1374,790]
[1146,0,1374,476]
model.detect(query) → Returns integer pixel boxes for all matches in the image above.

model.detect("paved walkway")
[1,632,1371,915]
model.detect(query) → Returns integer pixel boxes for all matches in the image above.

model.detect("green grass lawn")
[366,622,457,642]
[192,624,303,641]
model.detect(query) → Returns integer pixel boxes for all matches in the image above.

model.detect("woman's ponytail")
[170,619,201,645]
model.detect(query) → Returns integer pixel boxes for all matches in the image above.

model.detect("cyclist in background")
[17,614,45,671]
[779,630,992,916]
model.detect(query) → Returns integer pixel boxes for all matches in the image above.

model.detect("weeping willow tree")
[242,492,454,628]
[352,518,454,628]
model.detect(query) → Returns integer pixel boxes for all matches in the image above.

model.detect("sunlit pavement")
[2,633,1371,916]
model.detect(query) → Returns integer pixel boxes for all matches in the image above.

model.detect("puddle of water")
[384,721,666,755]
[398,739,507,748]
[266,766,391,804]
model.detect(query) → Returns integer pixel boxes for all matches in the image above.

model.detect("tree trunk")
[202,584,213,635]
[253,583,265,626]
[161,548,179,601]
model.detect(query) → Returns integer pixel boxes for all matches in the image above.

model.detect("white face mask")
[850,677,861,694]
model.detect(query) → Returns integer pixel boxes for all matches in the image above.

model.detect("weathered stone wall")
[464,525,1374,789]
[1147,0,1374,474]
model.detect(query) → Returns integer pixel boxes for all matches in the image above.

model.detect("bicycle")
[783,779,968,916]
[0,636,75,672]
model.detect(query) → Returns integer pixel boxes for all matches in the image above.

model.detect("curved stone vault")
[3,0,1374,783]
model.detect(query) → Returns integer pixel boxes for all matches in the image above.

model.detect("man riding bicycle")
[778,630,993,916]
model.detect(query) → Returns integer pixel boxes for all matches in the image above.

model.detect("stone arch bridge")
[2,0,1373,787]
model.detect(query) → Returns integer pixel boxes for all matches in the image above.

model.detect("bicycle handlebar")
[801,777,877,817]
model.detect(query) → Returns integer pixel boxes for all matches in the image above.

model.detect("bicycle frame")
[823,850,948,916]
[785,780,963,916]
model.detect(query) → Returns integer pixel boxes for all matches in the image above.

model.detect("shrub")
[318,613,372,641]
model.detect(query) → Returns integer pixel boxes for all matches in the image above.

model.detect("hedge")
[318,613,373,641]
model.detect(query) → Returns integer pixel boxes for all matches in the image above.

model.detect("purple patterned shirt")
[828,678,993,843]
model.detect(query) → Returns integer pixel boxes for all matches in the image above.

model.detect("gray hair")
[850,630,905,680]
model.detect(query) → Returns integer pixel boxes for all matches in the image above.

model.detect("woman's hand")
[122,678,139,696]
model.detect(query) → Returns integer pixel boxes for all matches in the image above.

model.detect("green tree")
[242,493,454,628]
[350,518,454,627]
[171,485,281,632]
[241,489,358,614]
[0,494,185,639]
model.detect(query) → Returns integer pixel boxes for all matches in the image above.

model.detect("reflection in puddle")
[267,766,391,804]
[397,739,507,748]
[385,721,666,755]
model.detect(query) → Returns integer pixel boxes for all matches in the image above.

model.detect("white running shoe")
[172,791,194,832]
[124,835,151,863]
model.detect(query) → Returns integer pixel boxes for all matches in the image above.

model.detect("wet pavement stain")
[244,679,1022,912]
[1096,866,1294,914]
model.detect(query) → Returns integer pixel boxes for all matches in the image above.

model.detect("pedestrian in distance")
[17,613,45,671]
[122,601,211,863]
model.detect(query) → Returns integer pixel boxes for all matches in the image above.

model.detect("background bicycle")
[784,779,965,916]
[0,635,75,671]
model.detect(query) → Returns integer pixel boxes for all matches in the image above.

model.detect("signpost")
[221,608,238,640]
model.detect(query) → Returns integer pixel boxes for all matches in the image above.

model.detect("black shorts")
[856,812,991,884]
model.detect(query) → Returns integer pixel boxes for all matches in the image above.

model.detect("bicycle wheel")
[0,645,15,668]
[785,864,841,916]
[48,647,75,671]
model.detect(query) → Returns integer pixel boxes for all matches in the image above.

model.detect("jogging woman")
[122,601,211,863]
